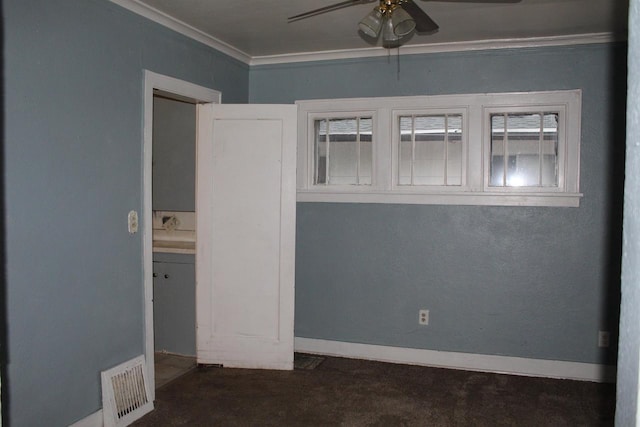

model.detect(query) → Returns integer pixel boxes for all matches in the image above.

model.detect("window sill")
[297,190,582,207]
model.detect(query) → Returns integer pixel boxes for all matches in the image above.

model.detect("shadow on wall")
[1,1,9,424]
[601,40,628,365]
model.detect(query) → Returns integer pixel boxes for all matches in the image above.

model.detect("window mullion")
[503,113,508,186]
[444,114,449,186]
[316,120,322,185]
[325,119,330,185]
[411,115,416,186]
[538,112,544,187]
[357,117,361,185]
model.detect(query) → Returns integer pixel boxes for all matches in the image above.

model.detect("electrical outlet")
[598,331,610,348]
[128,210,138,234]
[419,309,429,326]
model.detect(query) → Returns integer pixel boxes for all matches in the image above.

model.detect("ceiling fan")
[288,0,522,48]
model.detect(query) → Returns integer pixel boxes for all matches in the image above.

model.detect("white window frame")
[307,110,378,188]
[296,90,582,207]
[391,107,469,192]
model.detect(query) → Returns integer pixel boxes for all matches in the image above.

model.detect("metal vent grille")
[101,355,153,427]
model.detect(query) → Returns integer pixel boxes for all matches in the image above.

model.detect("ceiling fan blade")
[401,0,439,34]
[288,0,375,22]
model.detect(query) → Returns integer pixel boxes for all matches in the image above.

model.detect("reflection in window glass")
[359,118,373,185]
[399,114,463,186]
[490,113,558,187]
[399,117,413,185]
[447,115,463,186]
[314,117,372,185]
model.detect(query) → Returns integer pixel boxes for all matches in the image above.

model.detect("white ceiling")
[133,0,628,58]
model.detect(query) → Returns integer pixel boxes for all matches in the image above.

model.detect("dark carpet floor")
[133,355,616,426]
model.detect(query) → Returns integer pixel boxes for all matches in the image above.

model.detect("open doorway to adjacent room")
[142,71,220,397]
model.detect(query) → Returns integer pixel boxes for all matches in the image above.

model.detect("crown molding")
[108,0,252,64]
[107,1,622,68]
[250,32,623,66]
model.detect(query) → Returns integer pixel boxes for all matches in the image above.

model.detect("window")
[296,91,581,207]
[398,114,463,186]
[489,112,559,188]
[314,116,373,185]
[392,109,467,191]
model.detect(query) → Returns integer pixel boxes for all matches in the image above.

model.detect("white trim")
[68,410,103,427]
[102,3,621,66]
[297,191,582,207]
[391,108,469,190]
[143,71,221,401]
[108,0,251,64]
[294,337,617,383]
[250,33,621,66]
[296,90,582,207]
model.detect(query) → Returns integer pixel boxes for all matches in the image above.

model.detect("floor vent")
[294,353,325,370]
[101,355,153,426]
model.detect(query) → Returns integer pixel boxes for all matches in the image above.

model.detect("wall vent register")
[101,355,153,427]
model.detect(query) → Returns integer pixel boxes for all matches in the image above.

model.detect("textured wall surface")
[4,0,629,424]
[250,43,626,365]
[616,0,639,423]
[152,97,196,212]
[4,0,248,425]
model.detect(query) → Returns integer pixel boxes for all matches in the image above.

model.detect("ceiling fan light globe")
[382,16,400,44]
[391,7,416,37]
[358,8,383,38]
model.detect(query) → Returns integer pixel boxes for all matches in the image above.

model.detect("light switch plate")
[128,210,138,234]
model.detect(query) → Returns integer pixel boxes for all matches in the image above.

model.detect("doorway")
[143,71,297,399]
[151,94,197,388]
[142,71,221,400]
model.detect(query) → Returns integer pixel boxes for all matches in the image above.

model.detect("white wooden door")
[195,104,297,370]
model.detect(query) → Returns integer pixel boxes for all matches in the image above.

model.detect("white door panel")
[196,104,296,370]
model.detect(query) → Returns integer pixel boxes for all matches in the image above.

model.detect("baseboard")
[294,337,617,383]
[68,409,102,427]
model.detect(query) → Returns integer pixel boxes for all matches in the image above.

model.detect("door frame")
[142,71,220,398]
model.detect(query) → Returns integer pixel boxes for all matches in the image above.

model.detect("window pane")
[359,118,373,185]
[541,113,559,187]
[314,119,327,184]
[414,116,445,185]
[490,112,559,188]
[506,113,540,186]
[490,114,505,186]
[314,117,373,186]
[447,115,463,186]
[399,116,412,185]
[399,114,463,186]
[329,118,358,185]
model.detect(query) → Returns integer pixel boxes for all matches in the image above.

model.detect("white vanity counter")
[152,211,195,254]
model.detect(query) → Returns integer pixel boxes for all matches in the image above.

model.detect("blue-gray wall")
[250,44,626,365]
[4,0,248,425]
[152,97,196,212]
[4,0,627,424]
